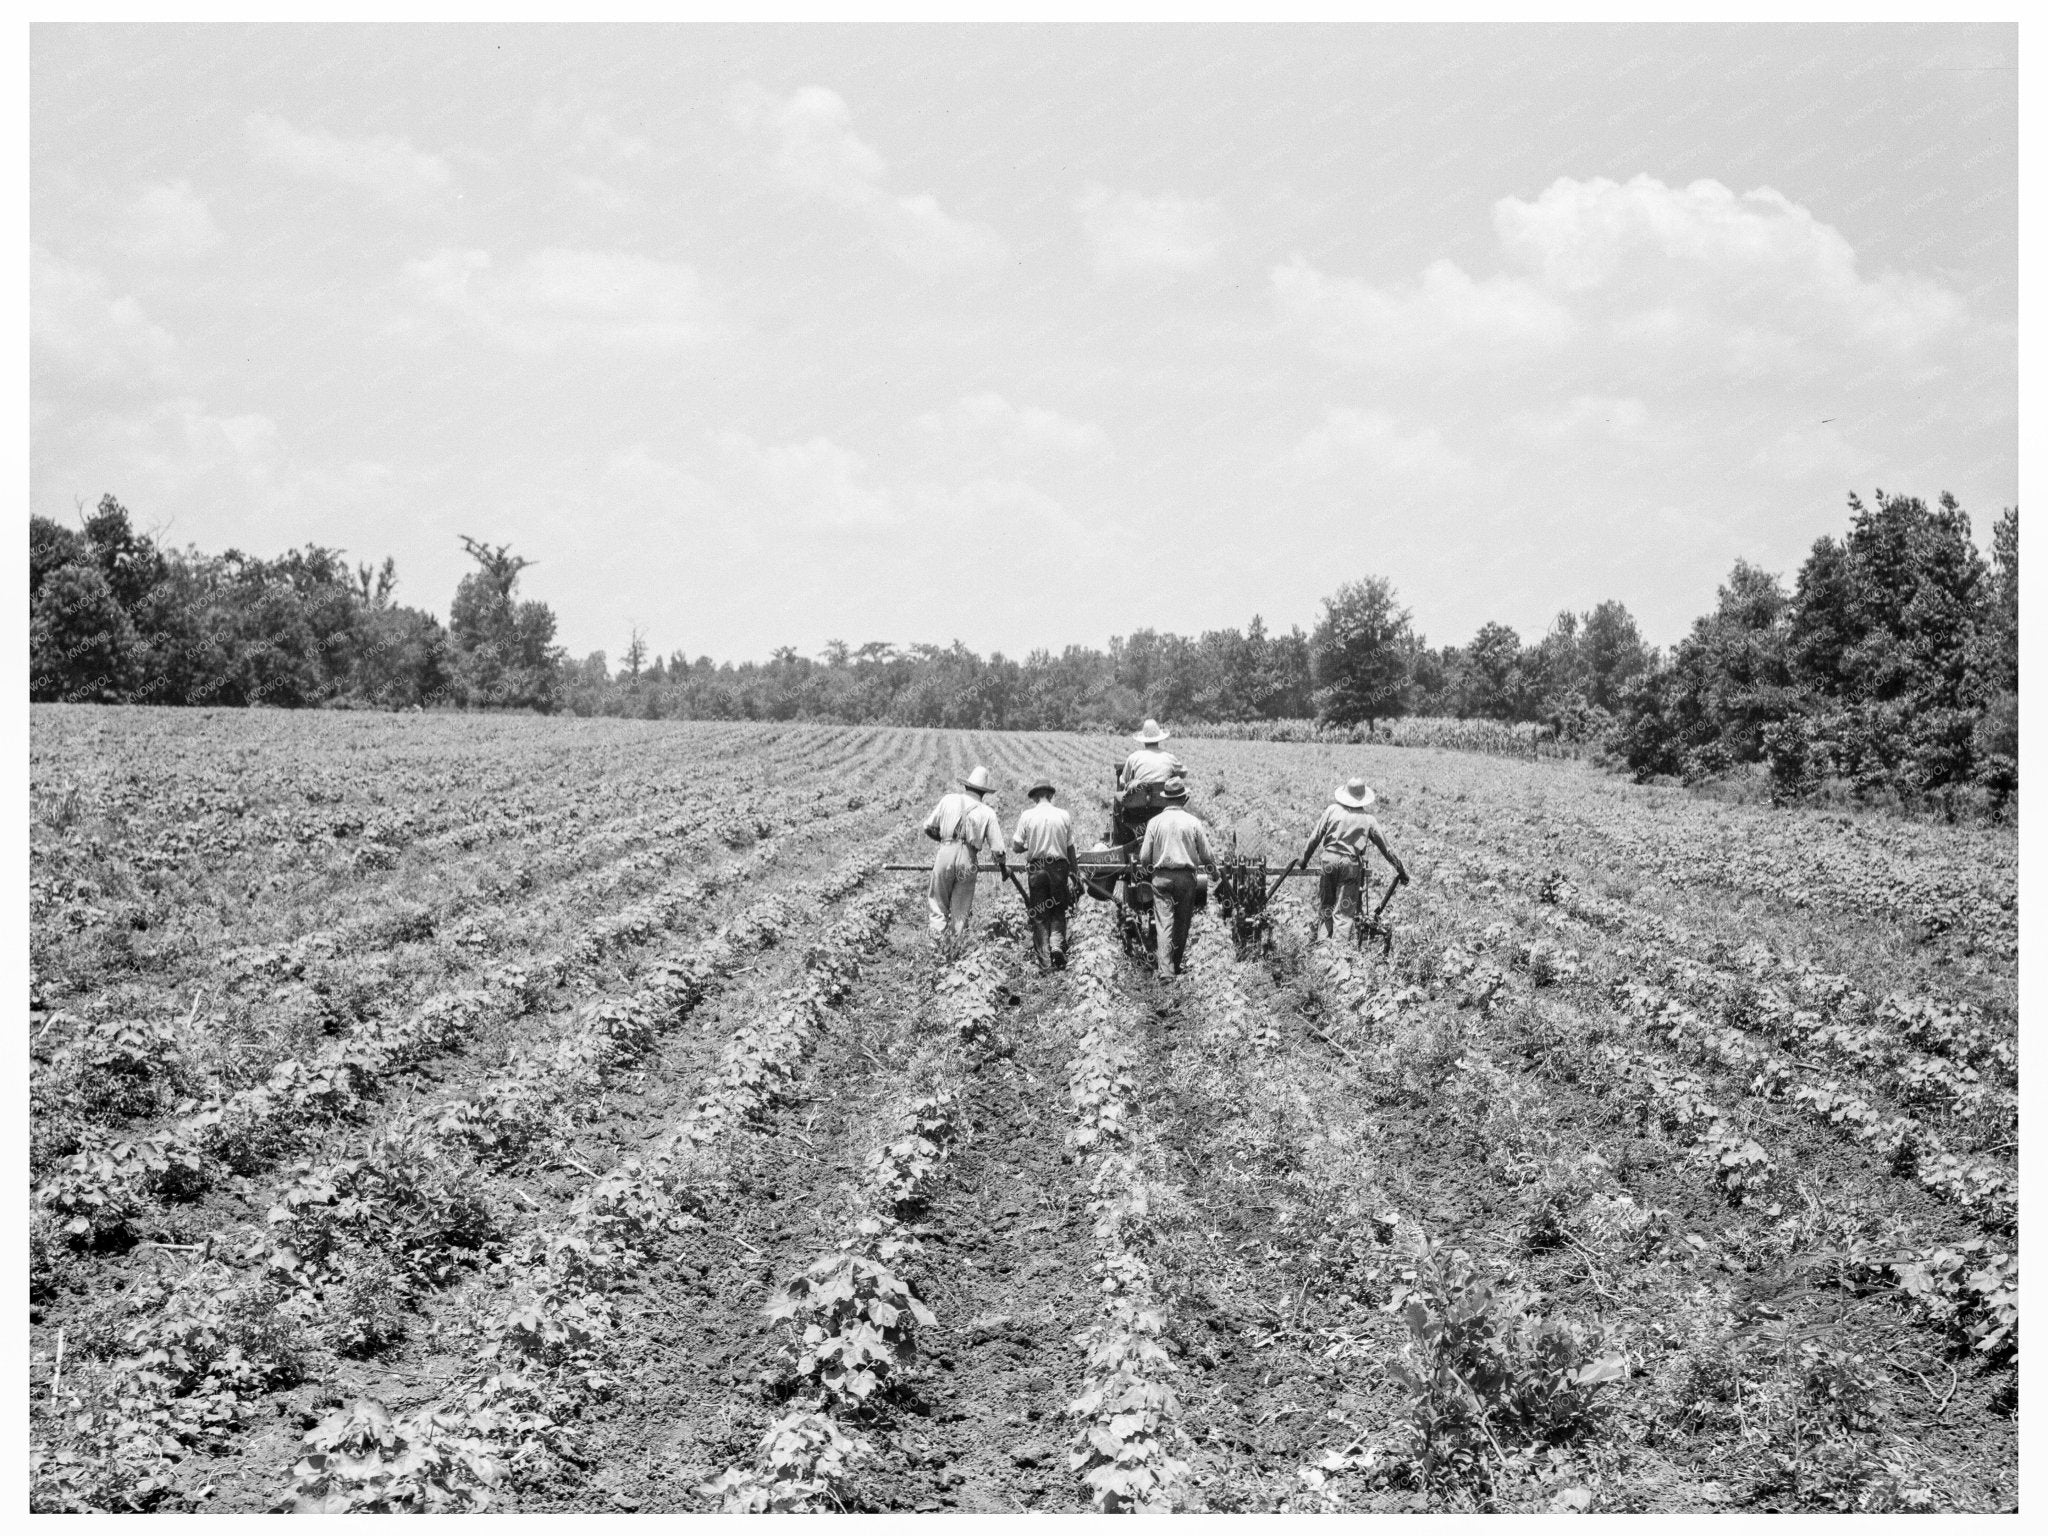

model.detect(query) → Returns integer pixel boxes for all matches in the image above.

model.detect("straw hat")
[963,765,992,795]
[1133,718,1170,745]
[1026,777,1056,799]
[1334,777,1376,809]
[1161,775,1189,803]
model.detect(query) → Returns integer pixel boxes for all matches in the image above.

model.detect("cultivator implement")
[882,841,1401,960]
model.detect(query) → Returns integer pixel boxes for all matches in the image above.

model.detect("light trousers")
[927,843,980,936]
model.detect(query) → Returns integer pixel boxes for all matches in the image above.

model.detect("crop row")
[30,772,916,1195]
[1293,883,2019,1371]
[29,720,915,987]
[1425,841,2014,1094]
[1430,866,2018,1236]
[1420,852,2014,1161]
[43,796,761,1050]
[1529,868,2015,1085]
[1272,908,1946,1513]
[280,871,909,1512]
[29,851,891,1514]
[1454,889,2022,1328]
[1405,776,2015,957]
[31,840,785,1257]
[708,946,1011,1512]
[1612,981,2017,1231]
[212,797,787,982]
[1058,918,1191,1513]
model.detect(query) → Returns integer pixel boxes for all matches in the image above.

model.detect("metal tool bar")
[881,862,1327,878]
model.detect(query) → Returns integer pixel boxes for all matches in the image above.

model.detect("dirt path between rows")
[835,959,1098,1513]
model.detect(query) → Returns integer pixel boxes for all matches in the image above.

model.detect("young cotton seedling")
[767,1245,935,1407]
[700,1409,866,1513]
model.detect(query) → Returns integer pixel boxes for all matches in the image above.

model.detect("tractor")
[1073,771,1195,960]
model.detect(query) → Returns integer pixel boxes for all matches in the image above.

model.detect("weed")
[1381,1239,1625,1506]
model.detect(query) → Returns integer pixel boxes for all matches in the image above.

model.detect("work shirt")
[1139,805,1215,870]
[1306,804,1381,863]
[1011,801,1078,862]
[924,792,1005,853]
[1122,746,1183,786]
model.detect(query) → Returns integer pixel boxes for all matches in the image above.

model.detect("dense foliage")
[28,498,555,711]
[1613,493,2018,813]
[27,486,2017,812]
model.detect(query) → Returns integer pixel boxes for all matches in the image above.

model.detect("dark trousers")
[1026,857,1073,970]
[1317,856,1363,934]
[1152,867,1201,973]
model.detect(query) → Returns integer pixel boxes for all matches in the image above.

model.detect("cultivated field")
[28,707,2017,1512]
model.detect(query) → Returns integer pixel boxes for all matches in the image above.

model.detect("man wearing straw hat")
[922,765,1007,940]
[1138,774,1218,977]
[1297,776,1409,940]
[1115,718,1185,846]
[1010,776,1078,971]
[1120,718,1183,792]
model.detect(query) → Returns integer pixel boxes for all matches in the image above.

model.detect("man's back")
[1013,800,1075,860]
[927,791,1002,849]
[1140,805,1211,868]
[1123,746,1181,785]
[1312,803,1380,860]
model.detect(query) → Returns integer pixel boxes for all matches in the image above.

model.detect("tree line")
[30,499,558,711]
[29,488,2017,816]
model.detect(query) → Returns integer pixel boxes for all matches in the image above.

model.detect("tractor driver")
[1120,718,1183,792]
[1116,718,1184,845]
[1298,776,1409,939]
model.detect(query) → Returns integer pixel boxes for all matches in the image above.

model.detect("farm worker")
[1137,775,1218,977]
[1298,777,1409,939]
[1010,777,1079,971]
[922,766,1007,940]
[1116,719,1185,846]
[1119,719,1183,790]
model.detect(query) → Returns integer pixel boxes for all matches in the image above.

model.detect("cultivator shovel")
[1356,876,1404,958]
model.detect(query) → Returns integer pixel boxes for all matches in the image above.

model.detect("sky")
[31,23,2017,664]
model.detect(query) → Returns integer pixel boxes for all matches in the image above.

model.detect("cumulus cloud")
[1497,176,1961,343]
[600,430,1101,552]
[33,247,179,403]
[1498,176,1966,365]
[1277,174,1967,384]
[915,392,1107,458]
[32,249,387,532]
[399,247,715,353]
[729,83,1006,273]
[1291,407,1473,485]
[115,181,223,261]
[710,429,902,533]
[1273,256,1573,370]
[1075,183,1223,277]
[246,113,451,201]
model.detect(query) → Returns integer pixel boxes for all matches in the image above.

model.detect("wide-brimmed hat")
[1334,777,1376,809]
[1161,775,1189,802]
[1133,718,1170,745]
[1026,778,1056,799]
[963,766,992,795]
